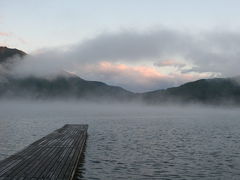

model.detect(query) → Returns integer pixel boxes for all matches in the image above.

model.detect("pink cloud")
[0,32,11,37]
[98,61,168,79]
[77,61,211,92]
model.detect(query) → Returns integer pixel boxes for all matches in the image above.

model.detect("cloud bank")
[10,28,240,92]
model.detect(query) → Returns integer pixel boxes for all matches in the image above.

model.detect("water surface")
[0,101,240,179]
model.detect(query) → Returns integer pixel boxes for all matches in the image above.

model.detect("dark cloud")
[10,28,240,91]
[66,29,191,62]
[67,29,240,77]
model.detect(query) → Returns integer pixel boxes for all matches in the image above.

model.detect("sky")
[1,0,240,92]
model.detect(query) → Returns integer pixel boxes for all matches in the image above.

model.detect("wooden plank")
[0,124,88,180]
[57,132,86,179]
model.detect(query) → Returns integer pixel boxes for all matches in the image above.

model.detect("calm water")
[0,101,240,179]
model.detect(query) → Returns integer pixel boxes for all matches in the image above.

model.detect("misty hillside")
[0,47,134,100]
[0,46,26,63]
[143,77,240,105]
[1,47,240,104]
[0,76,134,100]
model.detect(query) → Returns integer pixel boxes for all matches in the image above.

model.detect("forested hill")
[142,77,240,105]
[1,46,240,105]
[0,46,26,63]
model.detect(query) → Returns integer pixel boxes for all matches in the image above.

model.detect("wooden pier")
[0,124,88,180]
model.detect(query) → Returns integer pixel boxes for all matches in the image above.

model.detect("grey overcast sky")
[1,0,240,92]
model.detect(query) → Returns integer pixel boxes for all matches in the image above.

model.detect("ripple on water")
[0,102,240,179]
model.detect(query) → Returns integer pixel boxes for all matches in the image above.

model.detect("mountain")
[0,46,26,63]
[142,77,240,105]
[0,75,135,100]
[0,47,134,100]
[1,46,240,104]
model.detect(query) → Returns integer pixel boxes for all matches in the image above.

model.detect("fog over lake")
[0,101,240,179]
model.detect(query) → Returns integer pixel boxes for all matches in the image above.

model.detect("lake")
[0,101,240,179]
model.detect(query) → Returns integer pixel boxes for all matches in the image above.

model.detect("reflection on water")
[0,101,240,179]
